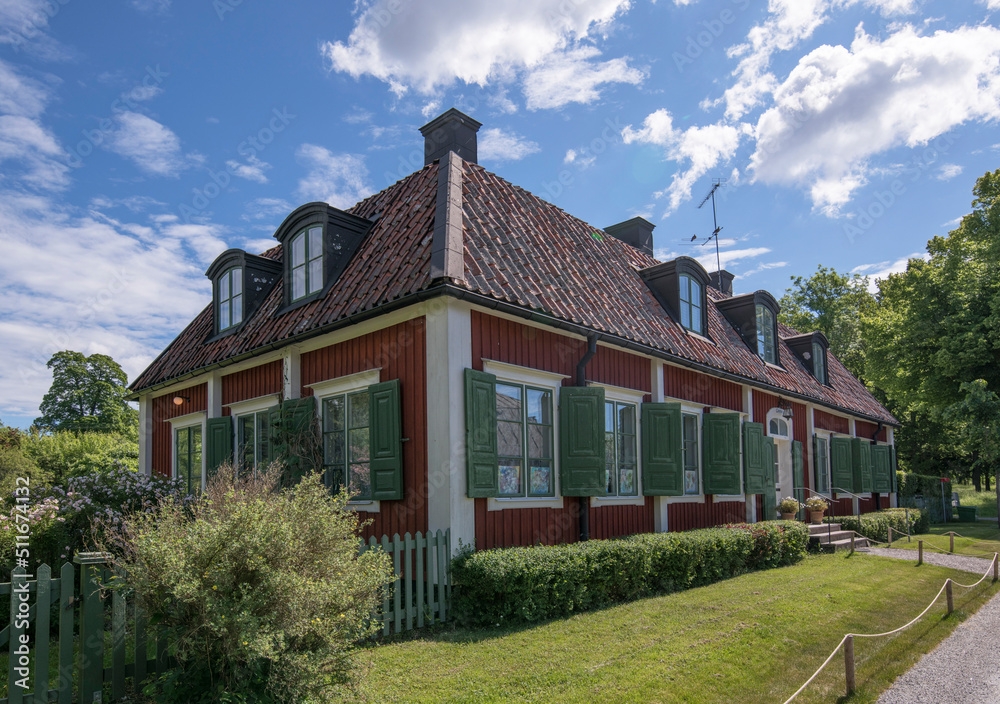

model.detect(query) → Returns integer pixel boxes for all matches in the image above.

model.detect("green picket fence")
[360,529,452,636]
[1,553,170,704]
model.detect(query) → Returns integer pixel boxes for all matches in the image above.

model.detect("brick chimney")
[419,108,482,166]
[604,217,655,257]
[709,270,735,296]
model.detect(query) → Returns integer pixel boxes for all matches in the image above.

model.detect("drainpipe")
[576,335,598,541]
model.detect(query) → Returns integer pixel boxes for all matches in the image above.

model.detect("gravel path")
[856,547,1000,703]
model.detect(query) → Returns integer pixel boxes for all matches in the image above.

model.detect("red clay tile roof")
[131,158,897,426]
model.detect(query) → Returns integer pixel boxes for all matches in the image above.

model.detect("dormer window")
[272,202,374,310]
[205,249,282,339]
[755,304,776,364]
[679,274,704,335]
[291,226,323,301]
[217,266,243,331]
[812,340,827,384]
[639,255,712,340]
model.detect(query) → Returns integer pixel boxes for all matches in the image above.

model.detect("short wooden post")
[918,540,924,565]
[993,554,998,583]
[888,526,893,547]
[844,635,856,695]
[850,532,856,554]
[950,532,955,554]
[946,579,954,615]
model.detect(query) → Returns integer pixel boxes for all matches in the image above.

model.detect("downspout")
[576,334,598,542]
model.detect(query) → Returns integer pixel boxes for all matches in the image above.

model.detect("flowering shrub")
[778,497,801,514]
[1,469,194,575]
[804,496,830,512]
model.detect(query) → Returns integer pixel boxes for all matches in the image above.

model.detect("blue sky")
[1,0,999,428]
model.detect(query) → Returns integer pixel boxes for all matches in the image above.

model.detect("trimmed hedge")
[451,521,808,627]
[824,508,928,544]
[896,471,952,522]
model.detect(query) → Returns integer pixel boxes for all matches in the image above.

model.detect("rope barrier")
[781,553,998,703]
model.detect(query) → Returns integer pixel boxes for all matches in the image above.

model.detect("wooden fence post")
[8,568,27,704]
[75,552,111,704]
[850,532,855,555]
[946,579,954,615]
[993,554,998,583]
[888,526,892,547]
[949,532,955,554]
[844,635,856,695]
[918,540,923,565]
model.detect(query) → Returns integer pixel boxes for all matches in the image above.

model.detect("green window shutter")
[792,440,805,520]
[559,386,606,497]
[266,405,280,463]
[641,402,683,496]
[465,369,498,498]
[369,379,403,501]
[275,397,318,481]
[872,445,892,493]
[206,417,233,479]
[762,436,776,520]
[830,436,854,493]
[851,438,873,493]
[702,413,741,495]
[742,422,767,494]
[891,445,898,492]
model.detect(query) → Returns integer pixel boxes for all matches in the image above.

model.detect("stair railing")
[801,486,836,544]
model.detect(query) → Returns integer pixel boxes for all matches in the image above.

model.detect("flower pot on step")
[781,512,796,520]
[809,510,825,524]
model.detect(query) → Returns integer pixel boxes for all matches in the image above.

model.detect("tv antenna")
[697,178,726,273]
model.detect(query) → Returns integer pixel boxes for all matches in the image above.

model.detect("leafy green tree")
[944,380,1000,524]
[34,351,137,434]
[864,169,1000,485]
[23,430,138,482]
[778,266,875,380]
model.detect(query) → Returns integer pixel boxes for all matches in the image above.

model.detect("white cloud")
[0,114,68,190]
[295,144,373,209]
[696,246,771,271]
[936,163,963,181]
[740,261,789,277]
[623,109,749,214]
[477,127,540,163]
[106,112,186,177]
[242,197,293,222]
[225,154,271,184]
[749,24,1000,215]
[322,0,641,108]
[0,58,52,117]
[522,46,645,110]
[0,190,216,421]
[343,107,374,124]
[941,216,961,229]
[564,148,596,168]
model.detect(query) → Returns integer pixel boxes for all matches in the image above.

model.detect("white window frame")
[662,399,711,504]
[170,411,206,493]
[813,430,833,498]
[589,382,646,507]
[307,368,382,512]
[766,408,792,441]
[483,360,566,511]
[226,393,280,471]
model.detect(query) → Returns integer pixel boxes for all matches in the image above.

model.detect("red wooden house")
[129,108,899,550]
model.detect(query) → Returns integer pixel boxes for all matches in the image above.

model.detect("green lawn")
[952,482,998,518]
[340,554,999,704]
[887,522,1000,558]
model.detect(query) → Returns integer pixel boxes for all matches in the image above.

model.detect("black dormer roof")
[784,331,830,384]
[639,255,712,338]
[715,290,781,365]
[205,249,282,339]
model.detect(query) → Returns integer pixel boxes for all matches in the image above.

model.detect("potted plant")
[778,497,801,520]
[804,496,829,524]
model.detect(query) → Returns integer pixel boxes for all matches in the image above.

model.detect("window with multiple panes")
[769,418,789,438]
[496,382,554,497]
[814,435,830,493]
[756,304,776,364]
[175,426,202,494]
[217,267,243,331]
[812,341,826,384]
[236,410,270,471]
[682,412,700,495]
[603,401,638,496]
[322,391,371,499]
[290,226,323,301]
[679,274,704,335]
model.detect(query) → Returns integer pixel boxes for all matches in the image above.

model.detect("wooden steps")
[808,522,868,552]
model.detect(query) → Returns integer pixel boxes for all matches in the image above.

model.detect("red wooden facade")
[151,383,207,478]
[814,409,849,434]
[220,361,283,415]
[471,312,655,549]
[854,419,888,443]
[300,318,427,541]
[663,363,742,411]
[668,499,747,531]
